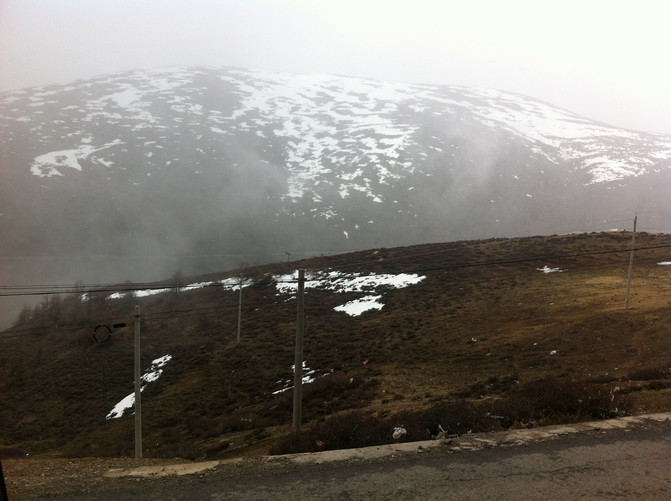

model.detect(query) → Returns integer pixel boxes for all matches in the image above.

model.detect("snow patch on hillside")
[31,139,124,177]
[106,354,172,419]
[272,361,331,395]
[335,295,384,316]
[537,265,564,274]
[220,69,417,203]
[106,277,252,300]
[274,270,425,315]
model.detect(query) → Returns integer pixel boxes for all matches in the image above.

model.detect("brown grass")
[1,231,670,459]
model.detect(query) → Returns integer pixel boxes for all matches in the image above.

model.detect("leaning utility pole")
[292,269,305,432]
[134,305,143,458]
[625,215,637,310]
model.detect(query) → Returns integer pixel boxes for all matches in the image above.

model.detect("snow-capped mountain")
[0,66,670,312]
[11,67,671,187]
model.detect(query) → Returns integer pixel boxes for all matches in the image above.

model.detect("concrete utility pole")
[237,278,243,344]
[134,305,143,459]
[625,215,637,310]
[292,269,305,432]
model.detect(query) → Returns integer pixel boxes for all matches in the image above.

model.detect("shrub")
[270,411,389,455]
[499,378,628,424]
[260,373,380,423]
[0,446,24,458]
[270,378,630,455]
[391,399,502,440]
[627,367,670,382]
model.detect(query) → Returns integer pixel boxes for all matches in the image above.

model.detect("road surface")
[5,413,671,500]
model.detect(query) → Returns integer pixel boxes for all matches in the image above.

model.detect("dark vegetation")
[271,378,627,455]
[1,232,670,459]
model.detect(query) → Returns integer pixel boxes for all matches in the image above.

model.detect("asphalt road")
[23,415,671,500]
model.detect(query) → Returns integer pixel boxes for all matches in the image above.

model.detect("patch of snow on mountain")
[141,354,172,383]
[105,86,142,109]
[106,354,172,419]
[272,361,330,395]
[274,270,425,295]
[30,139,124,177]
[334,295,384,316]
[432,86,670,183]
[107,277,252,300]
[537,265,564,274]
[273,270,424,314]
[220,69,417,202]
[133,288,170,298]
[585,157,646,184]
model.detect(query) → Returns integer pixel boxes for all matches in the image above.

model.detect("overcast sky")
[1,0,670,134]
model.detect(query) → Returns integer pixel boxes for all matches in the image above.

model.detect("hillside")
[1,232,670,459]
[1,66,670,329]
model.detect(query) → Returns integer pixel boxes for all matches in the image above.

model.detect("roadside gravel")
[4,413,671,499]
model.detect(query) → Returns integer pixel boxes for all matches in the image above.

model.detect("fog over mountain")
[1,66,670,326]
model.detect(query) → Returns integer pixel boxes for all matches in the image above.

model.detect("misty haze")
[2,3,671,497]
[1,65,670,330]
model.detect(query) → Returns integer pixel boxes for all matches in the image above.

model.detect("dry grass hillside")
[1,231,670,459]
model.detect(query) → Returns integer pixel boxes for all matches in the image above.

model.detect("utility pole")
[134,305,143,459]
[237,278,243,344]
[625,214,637,310]
[292,269,305,432]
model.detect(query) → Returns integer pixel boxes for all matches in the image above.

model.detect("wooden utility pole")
[292,269,305,432]
[625,215,637,310]
[134,305,143,458]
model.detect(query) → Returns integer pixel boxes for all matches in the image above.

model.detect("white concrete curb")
[104,413,671,477]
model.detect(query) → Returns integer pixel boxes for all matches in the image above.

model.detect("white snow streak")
[537,265,564,274]
[106,355,172,420]
[31,139,124,177]
[274,270,425,316]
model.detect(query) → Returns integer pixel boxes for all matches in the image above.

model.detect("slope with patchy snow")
[3,66,669,200]
[0,66,669,315]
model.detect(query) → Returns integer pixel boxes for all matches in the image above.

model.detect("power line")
[0,242,669,298]
[0,281,237,298]
[1,234,668,337]
[0,301,246,340]
[2,242,669,340]
[321,242,671,273]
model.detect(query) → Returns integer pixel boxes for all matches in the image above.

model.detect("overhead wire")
[0,241,669,297]
[1,232,669,335]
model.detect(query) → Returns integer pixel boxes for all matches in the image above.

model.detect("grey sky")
[1,0,670,134]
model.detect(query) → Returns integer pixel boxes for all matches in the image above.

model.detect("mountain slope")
[0,66,670,326]
[1,232,670,458]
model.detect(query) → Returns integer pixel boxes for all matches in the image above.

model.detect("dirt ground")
[2,457,184,499]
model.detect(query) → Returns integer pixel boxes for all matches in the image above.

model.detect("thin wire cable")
[1,242,669,295]
[2,248,669,340]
